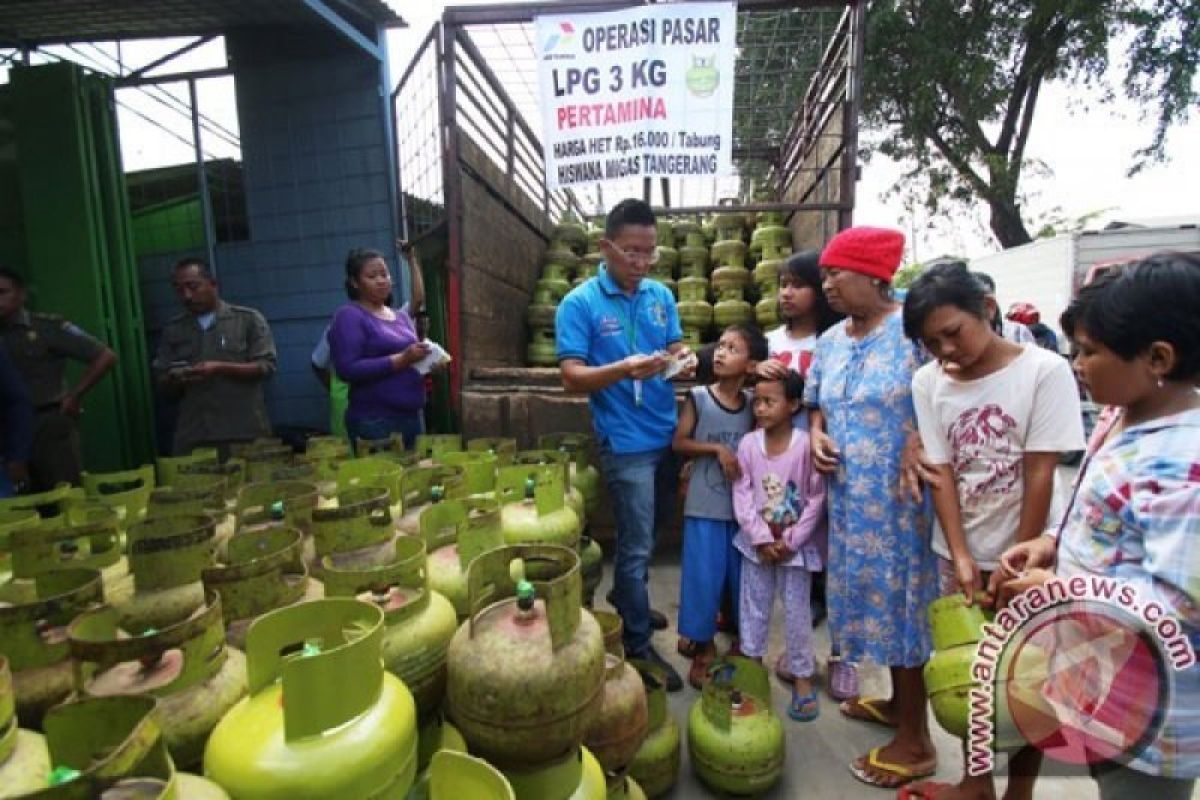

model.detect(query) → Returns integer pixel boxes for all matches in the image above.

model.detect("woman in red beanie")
[803,226,940,788]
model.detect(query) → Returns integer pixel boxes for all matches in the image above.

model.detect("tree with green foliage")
[862,1,1199,249]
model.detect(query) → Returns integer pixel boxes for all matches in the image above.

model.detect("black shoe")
[637,645,683,692]
[606,590,669,631]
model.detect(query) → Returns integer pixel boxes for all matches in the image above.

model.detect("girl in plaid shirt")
[992,253,1200,800]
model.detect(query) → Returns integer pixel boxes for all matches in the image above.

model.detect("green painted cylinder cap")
[523,477,536,499]
[516,579,535,610]
[431,485,444,502]
[48,767,81,786]
[270,500,285,520]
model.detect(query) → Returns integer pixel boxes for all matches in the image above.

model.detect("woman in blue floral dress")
[804,227,940,789]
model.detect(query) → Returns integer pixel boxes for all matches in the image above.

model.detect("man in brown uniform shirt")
[153,258,277,458]
[0,267,118,491]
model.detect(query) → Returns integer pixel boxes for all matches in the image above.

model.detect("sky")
[7,1,1195,263]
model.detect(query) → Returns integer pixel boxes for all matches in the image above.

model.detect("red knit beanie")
[819,226,906,282]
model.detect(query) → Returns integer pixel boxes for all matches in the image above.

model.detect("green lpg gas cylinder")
[204,598,419,799]
[175,459,245,507]
[502,747,606,800]
[513,451,586,524]
[201,527,323,649]
[427,751,514,800]
[0,568,104,728]
[435,451,498,498]
[236,444,293,485]
[0,511,39,583]
[320,535,457,719]
[156,448,218,486]
[0,656,50,797]
[235,481,318,537]
[7,504,129,605]
[467,438,518,465]
[627,660,681,799]
[756,296,781,328]
[551,212,589,256]
[396,466,467,537]
[578,535,603,609]
[338,457,405,513]
[113,514,217,632]
[687,657,785,795]
[536,434,601,519]
[147,479,226,528]
[527,329,559,367]
[414,435,464,466]
[81,464,156,527]
[497,465,582,550]
[677,232,710,279]
[24,694,228,799]
[924,593,995,740]
[311,487,397,570]
[423,498,504,620]
[713,296,754,328]
[751,211,792,251]
[605,774,646,800]
[0,485,86,530]
[446,545,605,768]
[70,592,248,769]
[404,717,471,800]
[711,240,747,270]
[582,613,648,774]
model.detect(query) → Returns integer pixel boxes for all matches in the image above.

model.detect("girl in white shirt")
[901,261,1084,800]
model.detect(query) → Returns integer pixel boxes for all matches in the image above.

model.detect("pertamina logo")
[543,22,576,54]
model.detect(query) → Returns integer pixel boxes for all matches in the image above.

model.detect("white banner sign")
[535,1,737,190]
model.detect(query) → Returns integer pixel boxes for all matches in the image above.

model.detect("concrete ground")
[596,555,1103,799]
[589,466,1177,799]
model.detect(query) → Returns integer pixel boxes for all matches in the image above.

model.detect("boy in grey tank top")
[671,324,767,689]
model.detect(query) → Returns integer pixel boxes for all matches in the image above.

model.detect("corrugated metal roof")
[0,0,405,47]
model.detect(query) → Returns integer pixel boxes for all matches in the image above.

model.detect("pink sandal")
[828,656,859,701]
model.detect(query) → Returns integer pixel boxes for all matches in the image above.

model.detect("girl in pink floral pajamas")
[733,371,827,721]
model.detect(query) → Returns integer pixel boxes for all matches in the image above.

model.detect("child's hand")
[953,553,982,604]
[994,568,1056,610]
[756,360,790,381]
[717,447,741,482]
[771,541,794,562]
[810,429,840,473]
[756,543,777,564]
[995,536,1056,580]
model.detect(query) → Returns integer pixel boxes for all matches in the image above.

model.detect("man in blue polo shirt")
[557,198,693,691]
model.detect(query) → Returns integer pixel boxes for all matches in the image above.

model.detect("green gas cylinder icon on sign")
[686,55,720,98]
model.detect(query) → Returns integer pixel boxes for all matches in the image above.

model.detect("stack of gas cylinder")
[525,212,593,367]
[0,429,686,799]
[526,201,796,359]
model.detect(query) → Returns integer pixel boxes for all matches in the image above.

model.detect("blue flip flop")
[788,686,820,722]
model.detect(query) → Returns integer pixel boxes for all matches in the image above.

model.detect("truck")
[971,218,1200,342]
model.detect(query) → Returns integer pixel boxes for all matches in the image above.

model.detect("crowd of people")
[1,197,1196,799]
[0,243,432,493]
[557,199,1198,799]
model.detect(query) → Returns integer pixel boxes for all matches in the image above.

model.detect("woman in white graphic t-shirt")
[901,261,1085,800]
[759,251,844,390]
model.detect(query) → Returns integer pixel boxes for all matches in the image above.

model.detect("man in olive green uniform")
[0,267,118,491]
[153,258,277,458]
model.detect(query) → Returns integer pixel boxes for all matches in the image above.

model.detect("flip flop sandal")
[676,637,700,658]
[897,781,956,799]
[788,687,820,722]
[839,697,897,728]
[848,746,936,789]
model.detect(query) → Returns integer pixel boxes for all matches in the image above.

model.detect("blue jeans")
[346,412,424,451]
[598,444,677,656]
[0,469,13,498]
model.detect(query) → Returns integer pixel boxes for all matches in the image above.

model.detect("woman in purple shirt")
[329,248,430,448]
